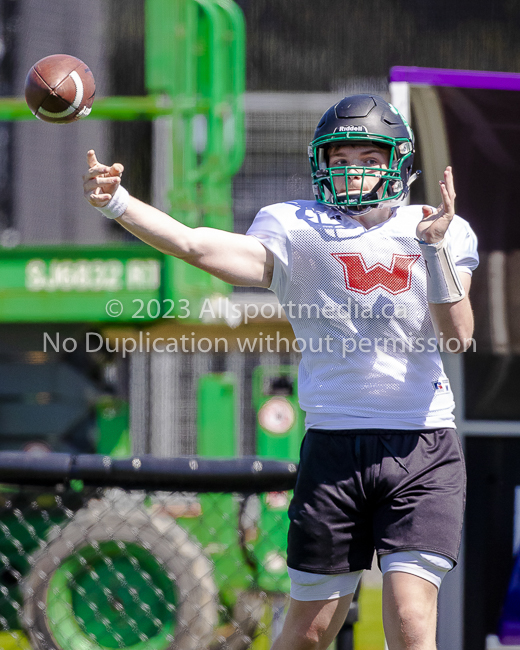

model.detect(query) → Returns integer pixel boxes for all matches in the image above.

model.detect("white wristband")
[418,238,465,304]
[96,184,129,219]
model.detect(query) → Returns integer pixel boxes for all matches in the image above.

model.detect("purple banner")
[390,66,520,91]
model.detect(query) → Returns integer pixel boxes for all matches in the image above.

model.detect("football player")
[84,94,478,650]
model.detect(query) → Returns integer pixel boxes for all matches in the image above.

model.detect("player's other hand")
[83,150,124,207]
[416,166,456,244]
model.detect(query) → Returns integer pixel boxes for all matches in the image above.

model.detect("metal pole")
[336,624,354,650]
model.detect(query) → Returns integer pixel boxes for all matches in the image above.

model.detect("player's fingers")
[82,169,107,183]
[423,204,441,218]
[83,176,120,193]
[82,166,111,182]
[108,163,124,177]
[84,184,112,201]
[95,176,120,187]
[87,149,100,168]
[439,181,454,217]
[87,192,112,206]
[83,178,98,193]
[445,166,456,198]
[421,205,435,220]
[442,169,456,211]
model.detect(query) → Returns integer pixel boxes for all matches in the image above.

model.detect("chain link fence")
[0,453,300,650]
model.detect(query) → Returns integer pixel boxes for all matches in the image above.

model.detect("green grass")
[0,631,32,650]
[354,585,386,650]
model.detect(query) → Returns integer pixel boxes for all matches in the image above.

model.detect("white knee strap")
[288,567,363,601]
[380,550,454,589]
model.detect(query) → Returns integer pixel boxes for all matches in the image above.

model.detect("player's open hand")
[416,166,456,244]
[83,150,124,207]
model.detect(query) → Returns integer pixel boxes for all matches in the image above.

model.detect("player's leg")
[372,428,465,649]
[382,570,438,650]
[380,550,453,650]
[281,430,370,648]
[271,593,354,650]
[271,568,362,649]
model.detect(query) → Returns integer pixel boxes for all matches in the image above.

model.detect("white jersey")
[247,201,479,431]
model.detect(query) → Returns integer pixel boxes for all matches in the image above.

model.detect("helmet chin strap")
[336,178,384,216]
[337,199,379,216]
[339,201,375,217]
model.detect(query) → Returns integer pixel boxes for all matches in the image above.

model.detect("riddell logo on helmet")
[336,125,368,133]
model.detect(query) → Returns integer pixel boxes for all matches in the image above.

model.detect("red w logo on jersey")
[332,252,420,295]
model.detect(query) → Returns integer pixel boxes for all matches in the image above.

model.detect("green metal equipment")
[251,366,305,594]
[0,245,164,322]
[0,365,305,649]
[194,368,306,600]
[0,1,249,647]
[193,372,251,610]
[145,0,246,316]
[0,0,246,323]
[189,368,305,642]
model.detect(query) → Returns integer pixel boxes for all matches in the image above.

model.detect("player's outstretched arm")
[416,166,474,352]
[83,151,273,288]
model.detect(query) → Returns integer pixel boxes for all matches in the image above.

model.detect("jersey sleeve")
[246,206,290,296]
[449,217,479,276]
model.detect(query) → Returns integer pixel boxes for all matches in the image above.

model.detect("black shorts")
[287,428,466,574]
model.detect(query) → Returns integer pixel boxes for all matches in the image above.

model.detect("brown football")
[24,54,95,124]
